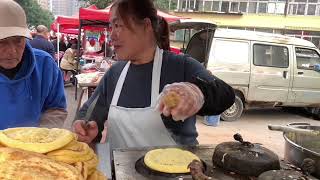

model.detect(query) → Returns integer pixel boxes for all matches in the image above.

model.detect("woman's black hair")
[111,0,170,50]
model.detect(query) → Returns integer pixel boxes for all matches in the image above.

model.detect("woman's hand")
[73,120,99,144]
[157,82,204,121]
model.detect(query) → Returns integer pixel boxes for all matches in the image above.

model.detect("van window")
[185,29,214,64]
[209,39,249,66]
[253,44,289,68]
[295,48,320,70]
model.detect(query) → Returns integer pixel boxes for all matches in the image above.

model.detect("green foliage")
[15,0,54,28]
[79,0,176,11]
[79,0,113,9]
[154,0,177,11]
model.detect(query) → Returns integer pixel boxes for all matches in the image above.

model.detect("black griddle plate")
[135,156,209,179]
[135,156,191,179]
[113,145,301,180]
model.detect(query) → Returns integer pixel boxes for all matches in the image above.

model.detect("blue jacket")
[29,35,55,58]
[0,42,66,129]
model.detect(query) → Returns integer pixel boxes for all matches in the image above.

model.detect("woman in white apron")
[73,0,235,174]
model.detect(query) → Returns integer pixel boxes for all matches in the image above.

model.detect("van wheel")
[221,95,243,122]
[311,107,320,120]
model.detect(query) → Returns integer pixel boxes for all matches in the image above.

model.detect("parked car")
[170,20,320,121]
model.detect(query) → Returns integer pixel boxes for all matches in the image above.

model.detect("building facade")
[51,0,80,16]
[37,0,50,10]
[172,0,320,48]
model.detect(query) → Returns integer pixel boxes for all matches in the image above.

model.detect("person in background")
[60,44,79,84]
[0,0,67,129]
[29,25,55,58]
[96,40,113,57]
[52,34,67,53]
[85,38,97,53]
[73,0,235,148]
[67,38,78,49]
[60,44,79,72]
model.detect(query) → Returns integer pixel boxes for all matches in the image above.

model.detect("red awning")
[79,4,187,23]
[51,5,99,32]
[52,16,79,29]
[56,28,79,35]
[51,4,188,34]
[56,16,79,26]
[51,14,80,34]
[79,5,110,22]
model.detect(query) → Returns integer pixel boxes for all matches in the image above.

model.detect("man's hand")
[73,120,98,144]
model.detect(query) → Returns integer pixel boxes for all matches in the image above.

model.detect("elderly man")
[0,0,67,129]
[29,25,55,58]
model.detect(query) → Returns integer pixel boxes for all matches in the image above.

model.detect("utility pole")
[169,0,171,11]
[50,0,53,12]
[284,0,289,16]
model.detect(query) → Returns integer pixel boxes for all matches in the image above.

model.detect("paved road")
[63,86,81,130]
[63,86,320,158]
[197,108,320,158]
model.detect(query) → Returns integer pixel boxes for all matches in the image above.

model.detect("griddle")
[135,156,192,179]
[112,145,261,180]
[95,144,318,180]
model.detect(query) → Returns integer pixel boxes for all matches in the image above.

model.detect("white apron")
[107,46,176,149]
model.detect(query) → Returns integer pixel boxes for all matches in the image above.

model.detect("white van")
[170,20,320,121]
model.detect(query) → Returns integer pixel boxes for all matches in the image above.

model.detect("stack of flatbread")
[0,127,106,180]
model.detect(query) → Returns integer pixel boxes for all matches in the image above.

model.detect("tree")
[154,0,177,11]
[79,0,176,11]
[79,0,113,9]
[15,0,54,29]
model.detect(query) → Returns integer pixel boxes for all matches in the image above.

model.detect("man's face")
[0,37,26,69]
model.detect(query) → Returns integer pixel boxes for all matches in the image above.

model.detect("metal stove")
[112,145,257,180]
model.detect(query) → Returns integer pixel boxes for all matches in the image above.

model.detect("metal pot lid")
[212,133,280,177]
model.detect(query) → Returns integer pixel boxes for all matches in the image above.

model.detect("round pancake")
[163,91,180,108]
[0,127,74,153]
[84,154,99,175]
[74,161,88,180]
[47,140,94,164]
[144,148,200,174]
[88,170,107,180]
[0,147,82,180]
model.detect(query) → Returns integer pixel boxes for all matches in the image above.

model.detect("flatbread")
[47,140,94,164]
[87,170,107,180]
[74,161,88,180]
[84,154,99,175]
[163,91,180,108]
[0,147,82,180]
[0,127,74,153]
[144,148,200,173]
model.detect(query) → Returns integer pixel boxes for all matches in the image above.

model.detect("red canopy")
[79,5,110,22]
[51,16,79,29]
[51,5,187,34]
[79,5,187,23]
[51,5,100,33]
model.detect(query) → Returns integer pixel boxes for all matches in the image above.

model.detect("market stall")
[74,5,112,101]
[51,15,80,67]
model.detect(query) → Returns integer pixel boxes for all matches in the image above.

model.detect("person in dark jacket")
[52,34,67,53]
[73,0,235,147]
[96,42,113,57]
[29,25,55,58]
